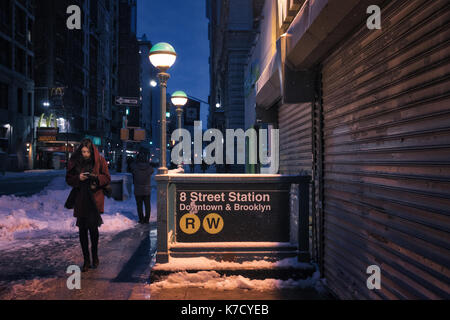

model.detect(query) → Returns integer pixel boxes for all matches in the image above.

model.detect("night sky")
[137,0,211,126]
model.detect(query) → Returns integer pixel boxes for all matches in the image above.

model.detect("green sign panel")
[85,135,101,146]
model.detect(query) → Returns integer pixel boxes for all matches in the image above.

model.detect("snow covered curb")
[149,270,324,292]
[152,257,313,271]
[149,257,328,293]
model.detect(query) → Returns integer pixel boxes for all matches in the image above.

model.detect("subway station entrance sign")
[176,183,290,242]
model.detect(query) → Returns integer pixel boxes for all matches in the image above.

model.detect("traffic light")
[120,128,129,141]
[133,128,145,141]
[120,128,145,142]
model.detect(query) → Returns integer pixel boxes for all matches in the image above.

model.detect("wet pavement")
[0,223,156,300]
[147,287,333,300]
[0,220,334,300]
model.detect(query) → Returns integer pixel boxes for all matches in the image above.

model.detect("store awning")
[286,0,385,68]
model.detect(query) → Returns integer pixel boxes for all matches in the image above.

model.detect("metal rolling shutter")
[321,0,450,299]
[278,101,315,261]
[278,102,313,175]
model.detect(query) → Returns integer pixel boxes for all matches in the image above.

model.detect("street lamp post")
[171,91,188,169]
[149,42,177,175]
[149,42,177,264]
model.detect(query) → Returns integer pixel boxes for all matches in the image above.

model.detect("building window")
[17,88,23,114]
[15,6,26,44]
[27,55,33,79]
[0,37,11,68]
[28,92,32,116]
[0,0,11,35]
[0,83,8,110]
[15,48,25,74]
[27,17,33,45]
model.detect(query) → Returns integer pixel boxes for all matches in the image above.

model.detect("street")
[0,170,66,197]
[0,224,156,300]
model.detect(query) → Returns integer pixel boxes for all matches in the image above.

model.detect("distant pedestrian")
[131,152,153,224]
[65,139,111,272]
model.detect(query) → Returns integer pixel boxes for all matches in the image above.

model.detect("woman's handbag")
[64,188,78,209]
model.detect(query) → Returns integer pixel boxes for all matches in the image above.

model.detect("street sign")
[115,96,140,106]
[84,135,102,146]
[37,128,59,142]
[176,183,291,242]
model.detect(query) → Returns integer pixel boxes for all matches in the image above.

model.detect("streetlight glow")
[172,91,187,171]
[171,91,188,107]
[150,80,157,87]
[149,42,177,70]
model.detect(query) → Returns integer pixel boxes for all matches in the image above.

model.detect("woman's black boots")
[90,227,99,269]
[82,257,90,272]
[81,243,91,272]
[91,247,99,269]
[79,226,100,271]
[79,227,91,272]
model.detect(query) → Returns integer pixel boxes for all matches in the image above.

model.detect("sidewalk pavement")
[0,224,155,300]
[0,220,333,300]
[138,287,333,300]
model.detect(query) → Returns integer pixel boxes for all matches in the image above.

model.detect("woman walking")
[131,152,154,224]
[66,139,111,272]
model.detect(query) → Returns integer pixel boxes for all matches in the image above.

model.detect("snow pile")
[153,257,312,271]
[168,167,185,174]
[149,269,322,292]
[150,257,326,293]
[0,175,145,242]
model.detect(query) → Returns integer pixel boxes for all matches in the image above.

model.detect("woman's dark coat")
[66,144,111,217]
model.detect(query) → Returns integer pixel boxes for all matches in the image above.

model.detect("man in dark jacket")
[131,152,154,224]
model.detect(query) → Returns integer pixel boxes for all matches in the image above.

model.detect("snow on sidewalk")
[152,256,313,271]
[0,174,156,247]
[149,270,324,292]
[149,256,328,294]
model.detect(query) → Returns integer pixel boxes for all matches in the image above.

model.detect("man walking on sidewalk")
[131,151,153,224]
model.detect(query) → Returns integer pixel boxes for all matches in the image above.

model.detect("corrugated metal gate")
[320,0,450,299]
[278,102,316,260]
[279,102,313,174]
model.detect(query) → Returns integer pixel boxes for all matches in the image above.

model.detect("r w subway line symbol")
[180,213,224,235]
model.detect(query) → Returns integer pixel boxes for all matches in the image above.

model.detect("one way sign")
[115,96,140,106]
